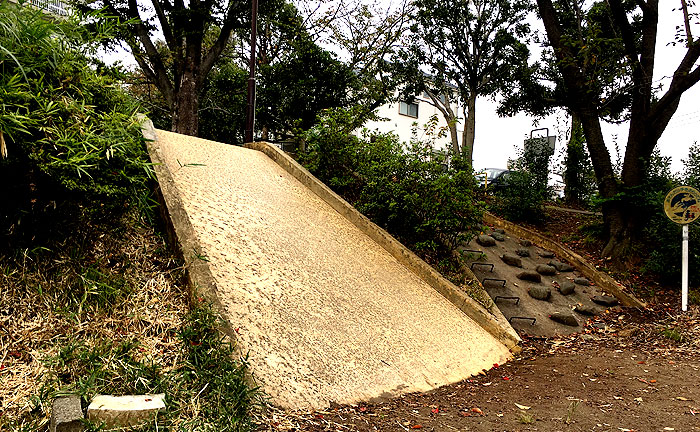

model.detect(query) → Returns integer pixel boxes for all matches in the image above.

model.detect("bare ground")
[255,305,700,432]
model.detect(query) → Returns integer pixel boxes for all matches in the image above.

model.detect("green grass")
[660,327,685,343]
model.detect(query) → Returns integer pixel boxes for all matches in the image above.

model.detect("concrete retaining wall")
[484,213,646,308]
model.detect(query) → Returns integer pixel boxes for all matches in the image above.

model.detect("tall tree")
[535,0,700,266]
[403,0,532,163]
[302,0,413,129]
[79,0,258,136]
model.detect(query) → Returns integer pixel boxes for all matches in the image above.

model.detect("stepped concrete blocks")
[50,395,83,432]
[87,394,165,429]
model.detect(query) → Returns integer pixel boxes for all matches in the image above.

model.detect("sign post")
[663,185,700,312]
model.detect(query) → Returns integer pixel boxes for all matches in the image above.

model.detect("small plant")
[518,411,535,424]
[689,289,700,306]
[660,327,685,343]
[564,399,581,425]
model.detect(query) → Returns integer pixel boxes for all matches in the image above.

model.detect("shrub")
[0,3,152,242]
[493,138,552,223]
[301,108,483,250]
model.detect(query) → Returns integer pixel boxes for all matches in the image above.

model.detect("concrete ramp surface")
[149,129,513,409]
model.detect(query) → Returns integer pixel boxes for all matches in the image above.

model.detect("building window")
[399,100,419,118]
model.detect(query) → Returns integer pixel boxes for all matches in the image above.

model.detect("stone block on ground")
[528,286,551,301]
[50,395,84,432]
[500,253,522,267]
[493,228,506,235]
[87,394,165,429]
[574,304,598,316]
[591,295,619,307]
[538,250,555,258]
[549,260,574,272]
[490,232,506,241]
[519,239,533,247]
[574,277,591,286]
[559,281,576,296]
[536,264,557,276]
[550,312,579,327]
[476,234,496,247]
[515,248,531,257]
[517,270,542,283]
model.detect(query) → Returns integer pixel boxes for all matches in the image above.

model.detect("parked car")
[475,168,512,192]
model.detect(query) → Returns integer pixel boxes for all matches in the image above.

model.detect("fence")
[28,0,69,16]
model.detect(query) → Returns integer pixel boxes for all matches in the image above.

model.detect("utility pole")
[244,0,258,143]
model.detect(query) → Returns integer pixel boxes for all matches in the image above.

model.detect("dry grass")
[0,210,189,428]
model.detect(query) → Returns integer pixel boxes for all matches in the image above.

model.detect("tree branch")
[199,3,243,86]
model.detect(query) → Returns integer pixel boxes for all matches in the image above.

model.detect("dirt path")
[257,308,700,432]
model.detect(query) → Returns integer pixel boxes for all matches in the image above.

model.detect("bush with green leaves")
[0,3,151,239]
[638,148,700,288]
[302,108,483,250]
[493,138,552,223]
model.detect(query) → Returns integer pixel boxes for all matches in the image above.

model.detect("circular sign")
[664,186,700,224]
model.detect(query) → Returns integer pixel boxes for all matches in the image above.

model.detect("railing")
[28,0,69,16]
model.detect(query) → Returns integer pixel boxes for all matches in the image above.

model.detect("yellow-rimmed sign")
[664,186,700,224]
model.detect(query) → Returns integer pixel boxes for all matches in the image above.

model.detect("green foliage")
[258,37,356,136]
[198,63,248,144]
[562,119,597,207]
[660,327,685,343]
[301,108,483,250]
[171,305,258,431]
[0,3,151,239]
[493,139,552,223]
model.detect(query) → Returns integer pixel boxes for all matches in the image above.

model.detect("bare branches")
[680,0,695,46]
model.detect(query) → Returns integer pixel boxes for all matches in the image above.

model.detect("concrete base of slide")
[145,126,515,409]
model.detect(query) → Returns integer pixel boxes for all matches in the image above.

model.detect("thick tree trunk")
[171,72,199,136]
[447,115,460,155]
[461,94,476,166]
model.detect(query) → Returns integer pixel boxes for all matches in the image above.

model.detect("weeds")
[518,411,535,424]
[564,399,581,424]
[0,206,258,431]
[660,327,685,343]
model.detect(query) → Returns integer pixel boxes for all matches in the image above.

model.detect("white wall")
[361,93,462,153]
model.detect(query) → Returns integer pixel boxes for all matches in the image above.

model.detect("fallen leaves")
[514,403,531,410]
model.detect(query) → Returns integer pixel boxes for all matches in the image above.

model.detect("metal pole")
[244,0,258,144]
[682,224,689,312]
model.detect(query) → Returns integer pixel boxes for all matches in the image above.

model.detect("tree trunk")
[461,94,476,166]
[171,70,199,136]
[447,114,460,155]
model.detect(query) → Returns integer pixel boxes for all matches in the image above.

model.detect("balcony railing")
[28,0,69,16]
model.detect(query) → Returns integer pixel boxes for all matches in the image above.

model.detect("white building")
[362,90,463,153]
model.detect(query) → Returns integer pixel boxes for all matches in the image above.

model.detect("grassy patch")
[0,207,258,431]
[660,327,685,343]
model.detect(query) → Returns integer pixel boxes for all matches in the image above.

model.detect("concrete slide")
[145,126,517,409]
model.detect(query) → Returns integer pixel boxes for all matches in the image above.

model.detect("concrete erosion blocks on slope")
[141,118,520,409]
[50,395,83,432]
[87,394,165,429]
[484,213,645,308]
